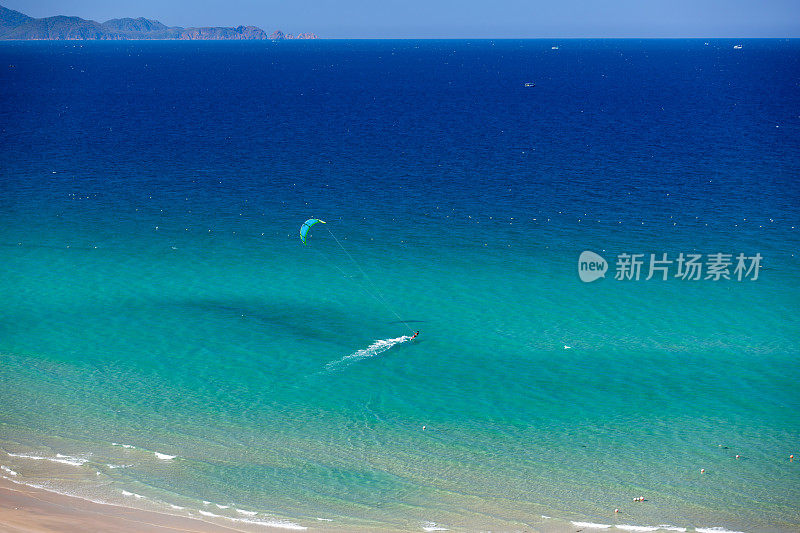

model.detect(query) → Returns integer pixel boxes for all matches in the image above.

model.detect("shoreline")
[0,476,763,533]
[0,429,789,532]
[0,476,305,533]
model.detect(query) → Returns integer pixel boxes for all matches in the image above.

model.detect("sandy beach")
[0,477,273,533]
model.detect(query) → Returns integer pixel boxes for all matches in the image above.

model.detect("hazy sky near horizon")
[4,0,799,38]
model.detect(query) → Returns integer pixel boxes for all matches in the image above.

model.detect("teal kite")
[300,218,325,244]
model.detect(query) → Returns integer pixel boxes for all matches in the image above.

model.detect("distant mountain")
[3,15,107,40]
[179,25,269,40]
[0,5,30,31]
[0,4,317,40]
[100,17,180,39]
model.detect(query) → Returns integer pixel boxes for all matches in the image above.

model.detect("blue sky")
[4,0,799,38]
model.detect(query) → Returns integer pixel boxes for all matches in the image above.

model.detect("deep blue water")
[1,39,799,532]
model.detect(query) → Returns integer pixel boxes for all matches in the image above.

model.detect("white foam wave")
[7,452,88,467]
[107,463,133,469]
[237,509,258,516]
[120,490,144,499]
[55,454,88,466]
[570,524,685,532]
[1,465,18,476]
[2,476,113,507]
[234,518,307,530]
[216,504,229,509]
[195,508,307,530]
[111,442,136,449]
[695,528,745,533]
[422,523,448,532]
[326,335,412,369]
[154,452,176,460]
[170,504,186,510]
[571,522,611,529]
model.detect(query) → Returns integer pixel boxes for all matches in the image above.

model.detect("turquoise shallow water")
[1,39,799,531]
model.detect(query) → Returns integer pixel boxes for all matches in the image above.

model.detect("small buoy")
[422,426,426,431]
[614,508,620,513]
[790,455,794,461]
[701,468,706,473]
[735,455,740,459]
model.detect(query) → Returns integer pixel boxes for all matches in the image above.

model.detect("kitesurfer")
[411,331,419,339]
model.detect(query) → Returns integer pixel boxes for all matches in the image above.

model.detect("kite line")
[300,218,415,334]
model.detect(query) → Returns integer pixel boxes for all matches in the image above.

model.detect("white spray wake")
[326,335,412,370]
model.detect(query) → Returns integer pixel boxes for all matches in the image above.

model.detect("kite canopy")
[300,218,325,244]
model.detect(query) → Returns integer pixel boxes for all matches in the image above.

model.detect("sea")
[0,39,798,532]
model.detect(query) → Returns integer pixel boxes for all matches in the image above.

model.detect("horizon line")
[1,36,797,41]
